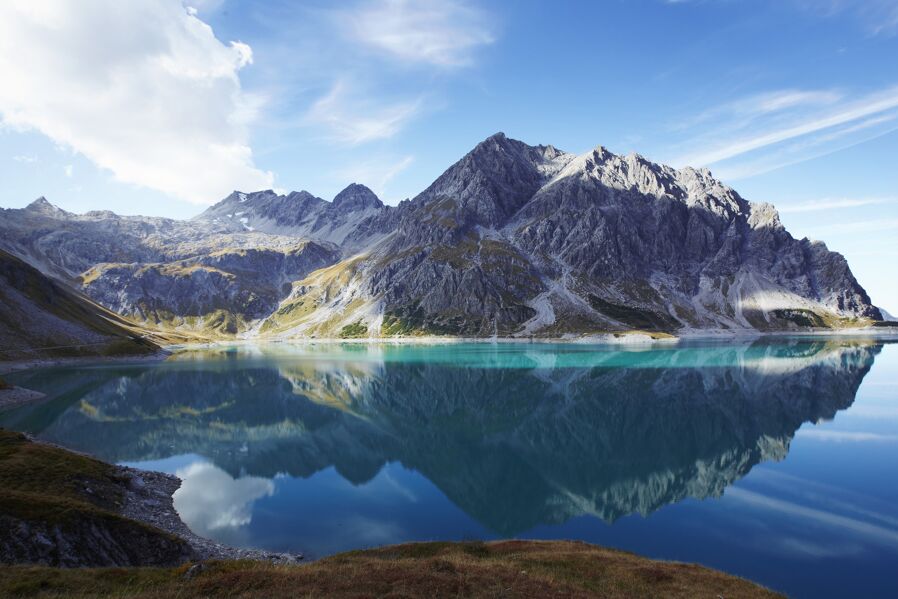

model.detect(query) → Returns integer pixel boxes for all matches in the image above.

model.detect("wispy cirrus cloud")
[673,89,843,132]
[812,218,898,235]
[794,0,898,36]
[338,0,495,67]
[726,486,898,547]
[305,80,423,145]
[296,0,493,146]
[777,197,895,213]
[335,154,415,200]
[796,429,898,442]
[667,0,898,36]
[668,85,898,178]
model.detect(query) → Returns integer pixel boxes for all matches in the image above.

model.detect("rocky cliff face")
[0,134,882,338]
[81,242,338,336]
[264,133,880,337]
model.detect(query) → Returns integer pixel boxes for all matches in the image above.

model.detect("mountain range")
[0,133,884,342]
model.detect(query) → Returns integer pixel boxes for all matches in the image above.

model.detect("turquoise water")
[3,339,897,597]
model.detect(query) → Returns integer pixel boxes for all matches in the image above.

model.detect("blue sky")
[1,0,896,311]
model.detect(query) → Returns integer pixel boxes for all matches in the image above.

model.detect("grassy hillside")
[0,430,191,567]
[0,540,782,599]
[0,250,160,360]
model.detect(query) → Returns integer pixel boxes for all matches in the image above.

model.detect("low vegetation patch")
[338,321,368,339]
[771,309,826,328]
[0,540,782,598]
[587,295,678,332]
[772,307,877,330]
[380,306,472,337]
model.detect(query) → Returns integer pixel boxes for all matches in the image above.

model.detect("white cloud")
[339,0,495,67]
[187,0,226,14]
[173,461,274,536]
[0,0,273,204]
[306,80,422,145]
[12,154,38,163]
[63,164,73,178]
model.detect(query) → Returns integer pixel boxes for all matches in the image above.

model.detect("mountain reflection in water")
[3,340,878,538]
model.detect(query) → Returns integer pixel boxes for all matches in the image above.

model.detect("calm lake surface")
[3,338,897,598]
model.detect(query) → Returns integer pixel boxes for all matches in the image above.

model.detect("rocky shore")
[0,430,299,568]
[117,464,301,564]
[0,386,45,411]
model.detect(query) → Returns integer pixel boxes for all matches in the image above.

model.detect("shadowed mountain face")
[0,134,882,339]
[2,340,879,534]
[0,249,158,359]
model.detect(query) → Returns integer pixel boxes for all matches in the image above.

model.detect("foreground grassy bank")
[1,540,782,598]
[0,430,192,567]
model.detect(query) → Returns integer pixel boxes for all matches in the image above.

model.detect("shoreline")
[4,326,896,371]
[14,433,301,565]
[3,328,895,410]
[117,464,302,564]
[0,349,171,376]
[0,386,46,411]
[176,326,898,351]
[0,351,171,411]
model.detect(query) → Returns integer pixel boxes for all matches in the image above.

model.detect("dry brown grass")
[0,429,125,512]
[0,540,783,598]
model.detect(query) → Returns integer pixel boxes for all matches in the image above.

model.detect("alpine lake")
[3,337,897,598]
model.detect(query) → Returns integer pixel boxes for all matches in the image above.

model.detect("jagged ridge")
[0,134,883,339]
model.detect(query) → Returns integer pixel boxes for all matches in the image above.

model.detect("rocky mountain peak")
[412,133,574,227]
[332,183,383,212]
[286,190,319,201]
[283,190,326,210]
[24,196,69,218]
[592,146,613,162]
